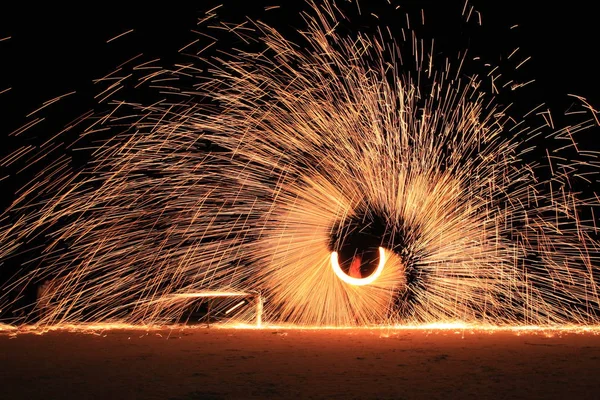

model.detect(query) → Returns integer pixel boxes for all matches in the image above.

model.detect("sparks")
[0,1,599,330]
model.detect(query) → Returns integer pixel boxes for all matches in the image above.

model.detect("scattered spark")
[516,56,532,70]
[204,4,224,15]
[25,91,76,118]
[225,300,246,314]
[568,94,600,126]
[508,47,519,60]
[179,39,199,53]
[171,292,253,299]
[106,29,134,43]
[9,117,44,137]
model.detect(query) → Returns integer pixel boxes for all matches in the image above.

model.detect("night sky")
[1,1,598,129]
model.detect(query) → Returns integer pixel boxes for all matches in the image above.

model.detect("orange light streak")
[330,247,387,286]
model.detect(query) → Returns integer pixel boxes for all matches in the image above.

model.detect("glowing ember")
[331,247,386,286]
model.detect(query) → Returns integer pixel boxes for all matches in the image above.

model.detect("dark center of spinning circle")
[337,243,381,279]
[329,212,388,280]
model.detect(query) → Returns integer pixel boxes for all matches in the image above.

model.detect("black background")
[0,1,597,132]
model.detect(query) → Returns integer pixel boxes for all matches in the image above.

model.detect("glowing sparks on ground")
[3,322,600,339]
[0,1,599,329]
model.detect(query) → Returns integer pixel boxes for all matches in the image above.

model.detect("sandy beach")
[1,325,600,399]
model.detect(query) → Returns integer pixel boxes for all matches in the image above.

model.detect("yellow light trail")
[330,247,387,286]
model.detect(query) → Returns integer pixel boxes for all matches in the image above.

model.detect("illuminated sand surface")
[2,326,600,399]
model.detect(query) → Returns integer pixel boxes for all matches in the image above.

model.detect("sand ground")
[1,326,600,399]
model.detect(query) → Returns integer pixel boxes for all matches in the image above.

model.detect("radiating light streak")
[171,292,252,299]
[225,300,246,314]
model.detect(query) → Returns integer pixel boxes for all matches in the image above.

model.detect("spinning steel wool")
[1,1,599,328]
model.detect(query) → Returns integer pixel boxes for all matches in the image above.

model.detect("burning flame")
[330,247,386,286]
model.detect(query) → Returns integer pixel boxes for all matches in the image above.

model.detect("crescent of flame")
[330,247,386,286]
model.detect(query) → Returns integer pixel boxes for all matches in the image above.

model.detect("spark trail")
[0,1,599,328]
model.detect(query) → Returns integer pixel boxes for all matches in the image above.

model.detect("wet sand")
[1,326,600,399]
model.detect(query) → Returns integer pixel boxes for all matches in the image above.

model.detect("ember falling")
[1,0,600,331]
